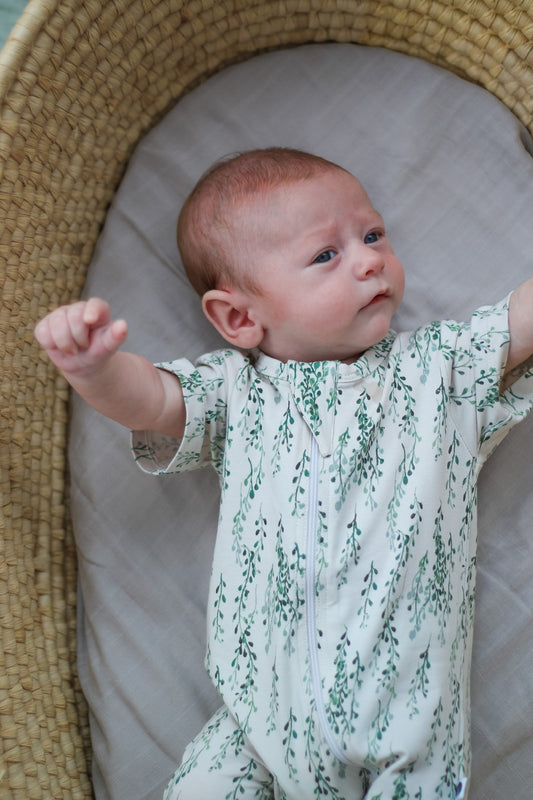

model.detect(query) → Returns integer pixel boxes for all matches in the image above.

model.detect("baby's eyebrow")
[300,221,337,243]
[363,212,386,232]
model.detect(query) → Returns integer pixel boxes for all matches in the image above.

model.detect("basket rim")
[1,1,532,797]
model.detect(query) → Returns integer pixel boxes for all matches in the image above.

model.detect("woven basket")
[0,1,531,797]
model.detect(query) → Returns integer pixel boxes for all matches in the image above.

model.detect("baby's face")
[233,169,405,363]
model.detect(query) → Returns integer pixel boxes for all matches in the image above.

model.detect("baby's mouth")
[363,289,389,308]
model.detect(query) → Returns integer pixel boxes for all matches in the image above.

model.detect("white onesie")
[134,297,533,800]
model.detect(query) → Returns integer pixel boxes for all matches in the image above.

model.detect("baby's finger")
[68,302,94,350]
[35,302,88,353]
[48,304,86,354]
[83,297,111,328]
[34,315,56,351]
[35,306,76,354]
[92,318,128,356]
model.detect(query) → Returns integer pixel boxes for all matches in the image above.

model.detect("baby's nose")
[355,247,384,278]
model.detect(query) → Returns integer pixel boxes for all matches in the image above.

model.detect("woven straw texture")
[0,0,531,796]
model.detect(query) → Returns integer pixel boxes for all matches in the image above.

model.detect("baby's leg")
[164,705,279,800]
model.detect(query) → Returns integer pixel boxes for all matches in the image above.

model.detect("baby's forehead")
[227,170,377,235]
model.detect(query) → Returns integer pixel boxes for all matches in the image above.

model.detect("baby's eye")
[364,231,382,245]
[313,248,337,264]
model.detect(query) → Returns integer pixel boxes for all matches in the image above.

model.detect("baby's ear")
[202,288,264,349]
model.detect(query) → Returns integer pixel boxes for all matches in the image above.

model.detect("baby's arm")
[506,277,533,376]
[35,297,186,439]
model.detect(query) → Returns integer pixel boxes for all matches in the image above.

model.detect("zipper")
[306,435,349,764]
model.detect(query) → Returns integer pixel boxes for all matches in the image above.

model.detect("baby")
[35,148,533,800]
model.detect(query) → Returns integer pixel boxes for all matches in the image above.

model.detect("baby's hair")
[177,147,348,296]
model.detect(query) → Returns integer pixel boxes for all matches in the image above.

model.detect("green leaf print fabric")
[133,298,533,799]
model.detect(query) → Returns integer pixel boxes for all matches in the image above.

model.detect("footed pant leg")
[164,706,282,800]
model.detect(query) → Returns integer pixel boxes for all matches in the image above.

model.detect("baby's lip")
[362,288,390,308]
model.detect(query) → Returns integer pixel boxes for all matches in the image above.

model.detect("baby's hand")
[35,298,128,377]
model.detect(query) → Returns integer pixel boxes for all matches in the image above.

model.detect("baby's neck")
[256,347,363,365]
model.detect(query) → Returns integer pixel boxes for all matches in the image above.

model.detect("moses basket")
[1,0,532,797]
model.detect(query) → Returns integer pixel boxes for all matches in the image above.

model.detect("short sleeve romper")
[133,298,533,800]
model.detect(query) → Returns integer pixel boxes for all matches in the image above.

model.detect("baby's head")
[178,148,343,296]
[178,148,404,362]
